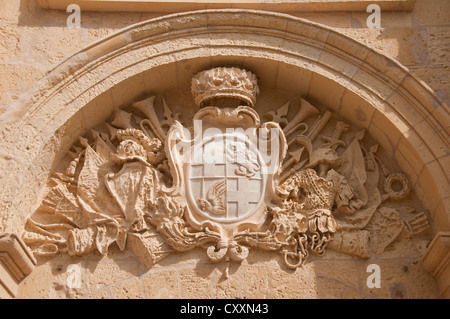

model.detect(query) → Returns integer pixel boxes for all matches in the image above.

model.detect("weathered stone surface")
[350,11,413,28]
[0,26,20,62]
[358,259,441,299]
[427,27,450,65]
[37,0,417,13]
[0,64,41,104]
[213,266,241,299]
[85,288,111,299]
[411,65,450,106]
[141,269,180,299]
[268,264,318,298]
[85,257,140,293]
[0,6,447,300]
[413,0,450,26]
[336,28,428,66]
[178,266,212,299]
[422,232,450,298]
[239,265,271,299]
[25,27,85,66]
[18,256,85,299]
[109,277,144,299]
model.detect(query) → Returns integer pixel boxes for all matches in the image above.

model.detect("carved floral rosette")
[23,67,430,269]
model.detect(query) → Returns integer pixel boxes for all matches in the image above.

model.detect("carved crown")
[191,67,259,108]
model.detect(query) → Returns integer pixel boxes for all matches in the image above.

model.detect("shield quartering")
[188,133,265,222]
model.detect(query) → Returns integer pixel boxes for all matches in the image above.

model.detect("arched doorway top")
[0,9,448,234]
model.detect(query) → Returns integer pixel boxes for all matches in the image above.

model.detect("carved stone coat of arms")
[23,67,430,269]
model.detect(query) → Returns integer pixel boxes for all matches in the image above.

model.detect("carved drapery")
[22,67,431,269]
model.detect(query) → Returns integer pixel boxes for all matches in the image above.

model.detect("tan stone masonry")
[37,0,417,13]
[0,1,448,299]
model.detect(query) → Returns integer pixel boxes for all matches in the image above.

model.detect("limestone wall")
[1,0,449,118]
[16,245,441,299]
[0,1,448,299]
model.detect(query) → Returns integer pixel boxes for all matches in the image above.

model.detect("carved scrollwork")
[22,67,431,269]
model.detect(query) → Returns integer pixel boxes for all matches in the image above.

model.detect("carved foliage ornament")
[23,67,430,269]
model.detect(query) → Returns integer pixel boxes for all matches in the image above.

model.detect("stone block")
[387,89,425,130]
[427,27,450,65]
[109,277,144,299]
[367,121,396,159]
[0,64,41,104]
[364,51,409,86]
[178,266,212,299]
[411,65,450,107]
[370,105,404,145]
[101,12,143,29]
[319,49,361,80]
[338,88,375,130]
[295,12,352,28]
[335,28,428,67]
[85,257,140,293]
[25,27,85,66]
[358,259,441,299]
[307,73,345,112]
[314,260,360,290]
[431,199,450,233]
[239,265,271,299]
[413,0,450,26]
[396,130,430,175]
[422,232,450,298]
[351,11,413,28]
[415,161,450,218]
[87,29,117,47]
[85,288,111,299]
[18,255,82,299]
[276,63,312,98]
[141,269,180,299]
[268,263,317,298]
[0,0,21,24]
[213,266,241,299]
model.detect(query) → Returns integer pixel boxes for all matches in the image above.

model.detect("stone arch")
[0,9,448,247]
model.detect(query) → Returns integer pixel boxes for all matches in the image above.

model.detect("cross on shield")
[187,134,265,222]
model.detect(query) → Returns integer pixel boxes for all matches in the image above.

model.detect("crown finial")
[191,67,259,108]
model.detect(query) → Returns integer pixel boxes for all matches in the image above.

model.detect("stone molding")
[0,9,448,261]
[422,232,450,298]
[0,233,36,298]
[37,0,416,13]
